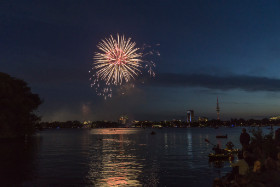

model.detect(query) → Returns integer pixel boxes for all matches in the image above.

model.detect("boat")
[224,148,240,154]
[216,134,227,138]
[208,153,232,161]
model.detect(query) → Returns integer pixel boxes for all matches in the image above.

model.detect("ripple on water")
[3,127,264,186]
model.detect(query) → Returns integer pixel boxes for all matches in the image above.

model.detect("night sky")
[1,0,280,122]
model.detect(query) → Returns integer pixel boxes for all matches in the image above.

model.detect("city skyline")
[1,1,280,121]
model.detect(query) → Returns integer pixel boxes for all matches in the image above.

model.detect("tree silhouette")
[0,72,42,138]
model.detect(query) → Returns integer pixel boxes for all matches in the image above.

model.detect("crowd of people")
[213,128,280,187]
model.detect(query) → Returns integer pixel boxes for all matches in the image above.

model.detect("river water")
[0,127,273,186]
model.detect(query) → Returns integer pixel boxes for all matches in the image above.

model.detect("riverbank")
[213,128,280,187]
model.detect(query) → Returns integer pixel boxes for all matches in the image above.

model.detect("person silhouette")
[240,128,250,150]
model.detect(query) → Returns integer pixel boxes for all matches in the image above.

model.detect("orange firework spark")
[94,34,142,85]
[90,34,158,99]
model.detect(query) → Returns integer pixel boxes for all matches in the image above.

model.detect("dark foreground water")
[0,127,273,186]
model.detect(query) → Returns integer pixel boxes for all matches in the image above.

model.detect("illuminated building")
[83,121,92,128]
[198,117,208,122]
[187,110,194,123]
[119,115,128,124]
[270,116,280,120]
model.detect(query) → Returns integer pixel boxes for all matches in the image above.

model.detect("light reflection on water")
[85,127,238,186]
[90,128,140,135]
[1,127,275,186]
[87,130,144,186]
[187,130,193,167]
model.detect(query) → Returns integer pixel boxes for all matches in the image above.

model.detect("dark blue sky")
[1,0,280,121]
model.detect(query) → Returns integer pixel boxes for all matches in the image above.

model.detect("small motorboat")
[208,153,232,161]
[205,139,237,161]
[216,134,227,138]
[224,148,240,154]
[224,141,240,153]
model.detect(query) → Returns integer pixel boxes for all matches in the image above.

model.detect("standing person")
[240,128,250,150]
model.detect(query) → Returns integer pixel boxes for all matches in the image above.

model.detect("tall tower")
[216,97,220,120]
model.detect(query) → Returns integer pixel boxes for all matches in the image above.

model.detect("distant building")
[187,110,194,123]
[83,120,91,125]
[132,120,139,124]
[83,121,92,128]
[119,115,128,124]
[198,117,208,122]
[270,116,280,120]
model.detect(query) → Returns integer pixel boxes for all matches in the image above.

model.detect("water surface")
[0,127,273,186]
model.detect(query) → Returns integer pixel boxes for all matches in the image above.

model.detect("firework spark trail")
[94,34,142,85]
[90,34,159,99]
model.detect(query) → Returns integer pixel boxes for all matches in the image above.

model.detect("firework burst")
[94,34,142,85]
[90,34,159,99]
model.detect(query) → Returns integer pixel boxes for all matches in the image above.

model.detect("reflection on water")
[87,129,144,186]
[187,130,193,157]
[2,127,272,186]
[90,128,140,135]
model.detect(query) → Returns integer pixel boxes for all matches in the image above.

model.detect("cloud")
[151,73,280,92]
